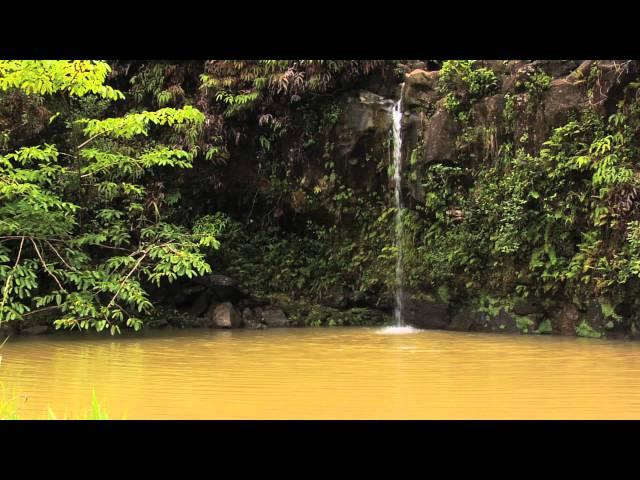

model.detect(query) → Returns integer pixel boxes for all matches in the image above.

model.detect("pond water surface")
[2,327,640,419]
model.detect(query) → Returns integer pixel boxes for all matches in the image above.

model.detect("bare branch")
[76,132,105,150]
[30,238,67,293]
[107,250,148,309]
[44,240,77,272]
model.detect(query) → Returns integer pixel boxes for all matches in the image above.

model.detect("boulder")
[531,60,582,78]
[421,109,458,164]
[449,306,479,331]
[208,302,242,328]
[260,307,289,328]
[403,69,440,109]
[242,307,265,329]
[471,94,505,126]
[551,303,580,335]
[334,91,394,159]
[403,294,450,330]
[539,80,586,130]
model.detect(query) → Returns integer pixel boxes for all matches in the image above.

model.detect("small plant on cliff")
[523,70,552,97]
[438,60,498,115]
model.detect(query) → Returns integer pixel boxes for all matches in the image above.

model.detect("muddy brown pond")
[2,327,640,419]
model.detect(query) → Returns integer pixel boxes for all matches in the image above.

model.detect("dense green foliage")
[0,59,392,333]
[402,61,640,334]
[3,59,640,338]
[0,61,224,333]
[438,60,499,116]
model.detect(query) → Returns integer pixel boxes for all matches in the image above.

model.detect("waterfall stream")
[378,84,417,334]
[391,87,405,327]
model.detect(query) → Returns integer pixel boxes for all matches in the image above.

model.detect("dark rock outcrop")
[403,69,440,109]
[449,307,480,331]
[242,307,265,329]
[551,303,580,335]
[195,274,247,303]
[403,294,450,330]
[334,91,394,160]
[21,325,49,335]
[258,307,289,328]
[512,299,545,316]
[421,109,458,164]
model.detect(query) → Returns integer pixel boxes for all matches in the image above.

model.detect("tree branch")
[30,238,67,293]
[106,250,148,309]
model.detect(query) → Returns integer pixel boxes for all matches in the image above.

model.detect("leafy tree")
[0,60,225,334]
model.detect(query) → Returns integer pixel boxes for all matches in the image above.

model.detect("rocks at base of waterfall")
[207,302,243,329]
[402,294,450,330]
[449,307,478,331]
[449,306,539,334]
[373,294,395,313]
[257,307,290,328]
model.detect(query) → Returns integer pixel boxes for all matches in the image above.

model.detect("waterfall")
[391,85,405,327]
[378,84,417,335]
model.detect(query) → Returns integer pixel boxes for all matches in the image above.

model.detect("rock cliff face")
[161,60,640,339]
[391,60,640,338]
